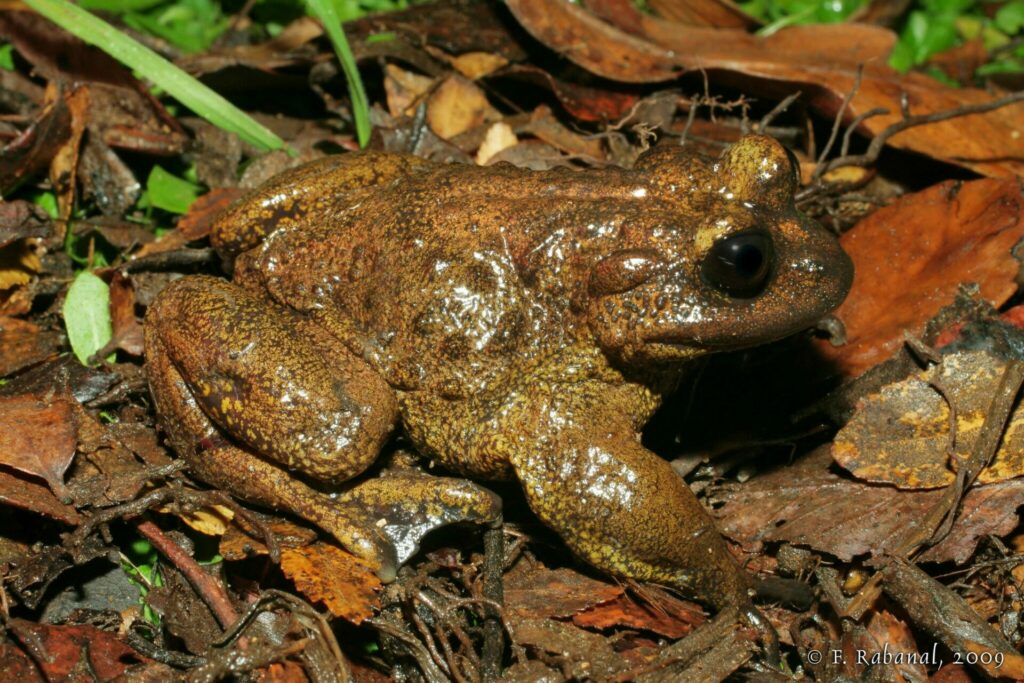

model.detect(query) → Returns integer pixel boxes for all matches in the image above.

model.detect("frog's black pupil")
[701,230,774,298]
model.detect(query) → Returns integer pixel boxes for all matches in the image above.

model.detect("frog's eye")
[590,249,661,296]
[700,230,774,298]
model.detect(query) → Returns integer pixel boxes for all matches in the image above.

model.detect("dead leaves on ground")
[3,0,1024,680]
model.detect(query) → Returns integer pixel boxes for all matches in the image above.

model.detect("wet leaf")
[0,79,71,195]
[0,469,80,524]
[506,0,1024,177]
[220,516,317,560]
[714,446,1024,564]
[504,561,624,620]
[7,618,162,680]
[49,84,89,223]
[572,589,705,639]
[280,543,381,623]
[177,187,244,241]
[0,317,62,378]
[0,393,77,498]
[62,270,112,366]
[0,239,40,290]
[819,179,1024,377]
[835,351,1024,489]
[105,271,144,356]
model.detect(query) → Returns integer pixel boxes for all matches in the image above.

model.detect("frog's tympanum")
[146,136,852,619]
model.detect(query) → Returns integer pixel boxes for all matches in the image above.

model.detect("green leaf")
[123,0,230,53]
[77,0,165,11]
[996,1,1024,35]
[147,165,202,214]
[63,271,113,367]
[305,0,371,147]
[22,0,286,152]
[0,44,15,71]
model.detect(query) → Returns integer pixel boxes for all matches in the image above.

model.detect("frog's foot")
[504,403,754,612]
[740,602,780,667]
[194,442,401,581]
[337,473,502,566]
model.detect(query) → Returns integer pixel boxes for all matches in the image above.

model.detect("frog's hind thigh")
[145,275,398,484]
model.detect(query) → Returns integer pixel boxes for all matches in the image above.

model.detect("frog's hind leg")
[145,274,403,576]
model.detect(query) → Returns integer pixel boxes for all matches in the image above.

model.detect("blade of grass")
[305,0,371,147]
[22,0,286,152]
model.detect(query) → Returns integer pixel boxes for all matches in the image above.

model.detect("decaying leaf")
[0,316,62,377]
[0,469,80,524]
[383,63,435,118]
[0,239,40,290]
[835,351,1024,489]
[715,446,1024,564]
[476,122,518,165]
[503,561,625,620]
[220,516,317,560]
[0,393,77,498]
[280,543,381,623]
[171,504,235,537]
[426,75,500,140]
[820,179,1024,377]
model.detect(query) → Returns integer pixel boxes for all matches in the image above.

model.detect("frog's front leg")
[145,276,500,579]
[499,393,752,611]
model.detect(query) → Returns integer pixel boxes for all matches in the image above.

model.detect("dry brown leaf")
[819,179,1024,377]
[571,589,705,639]
[107,271,144,356]
[864,611,927,683]
[383,63,434,118]
[504,560,624,620]
[714,446,1024,564]
[834,351,1024,489]
[426,75,499,140]
[170,504,234,537]
[506,0,680,82]
[0,240,39,290]
[0,316,61,377]
[476,122,518,165]
[0,469,80,524]
[506,0,1024,177]
[219,516,317,560]
[646,0,759,28]
[280,543,381,623]
[49,84,88,224]
[450,51,509,80]
[177,188,243,241]
[0,393,77,497]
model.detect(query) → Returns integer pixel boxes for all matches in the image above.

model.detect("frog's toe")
[338,474,502,565]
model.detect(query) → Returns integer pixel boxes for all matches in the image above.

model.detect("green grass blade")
[305,0,371,147]
[22,0,286,152]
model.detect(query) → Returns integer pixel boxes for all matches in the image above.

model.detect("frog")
[144,135,852,623]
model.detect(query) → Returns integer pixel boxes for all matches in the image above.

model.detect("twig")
[480,521,505,682]
[813,65,864,183]
[812,89,1024,185]
[758,91,802,133]
[134,518,238,629]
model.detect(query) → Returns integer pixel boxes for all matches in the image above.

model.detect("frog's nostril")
[700,229,775,298]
